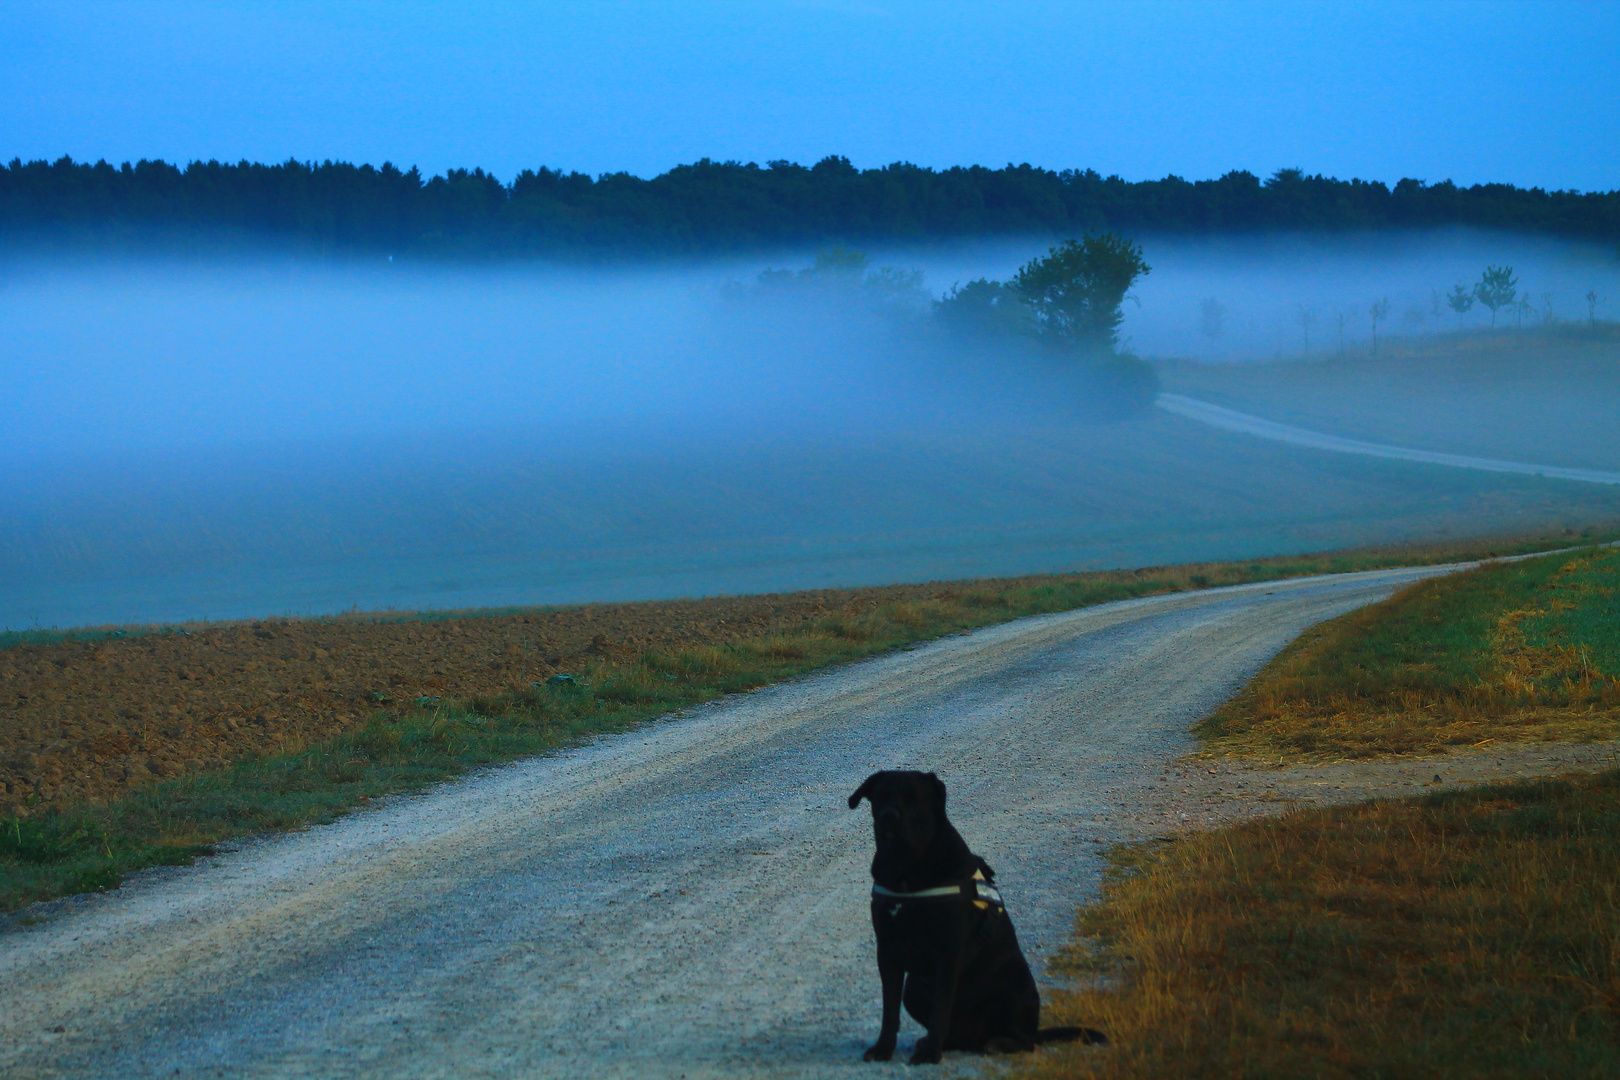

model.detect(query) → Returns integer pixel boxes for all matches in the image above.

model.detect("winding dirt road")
[1157,393,1620,487]
[2,565,1467,1078]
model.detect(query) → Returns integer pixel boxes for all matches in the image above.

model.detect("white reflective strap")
[871,883,964,899]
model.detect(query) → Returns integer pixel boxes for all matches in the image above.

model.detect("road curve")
[1,565,1469,1079]
[1157,393,1620,486]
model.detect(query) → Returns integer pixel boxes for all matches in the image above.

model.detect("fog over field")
[3,232,1618,630]
[903,228,1620,361]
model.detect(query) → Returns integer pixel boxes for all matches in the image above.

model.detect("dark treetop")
[5,156,1616,258]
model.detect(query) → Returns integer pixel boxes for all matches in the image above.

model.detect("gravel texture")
[0,566,1489,1078]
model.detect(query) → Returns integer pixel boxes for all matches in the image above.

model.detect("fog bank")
[4,234,1618,630]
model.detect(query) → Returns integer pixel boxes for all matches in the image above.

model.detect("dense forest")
[3,154,1617,258]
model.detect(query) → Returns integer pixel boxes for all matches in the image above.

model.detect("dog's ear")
[848,772,882,809]
[927,771,947,811]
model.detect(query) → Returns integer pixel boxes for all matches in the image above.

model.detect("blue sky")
[4,0,1617,190]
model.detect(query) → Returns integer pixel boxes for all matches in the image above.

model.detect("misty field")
[5,404,1620,631]
[3,243,1618,632]
[1160,323,1620,471]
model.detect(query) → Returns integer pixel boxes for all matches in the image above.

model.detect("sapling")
[1447,282,1475,326]
[1368,297,1390,354]
[1474,266,1517,326]
[1295,303,1317,355]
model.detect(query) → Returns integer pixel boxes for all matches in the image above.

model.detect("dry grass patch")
[1030,771,1620,1080]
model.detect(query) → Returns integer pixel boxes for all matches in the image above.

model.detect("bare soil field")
[0,581,981,815]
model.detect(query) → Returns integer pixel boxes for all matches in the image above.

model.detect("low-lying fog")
[905,228,1620,361]
[4,230,1618,630]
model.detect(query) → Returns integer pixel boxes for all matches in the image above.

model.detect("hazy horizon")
[5,229,1619,630]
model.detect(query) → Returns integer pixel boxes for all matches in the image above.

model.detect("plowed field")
[0,581,984,815]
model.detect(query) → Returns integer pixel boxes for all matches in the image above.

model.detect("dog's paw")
[908,1036,942,1065]
[862,1041,895,1062]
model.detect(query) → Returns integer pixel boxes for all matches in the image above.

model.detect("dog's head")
[848,770,950,862]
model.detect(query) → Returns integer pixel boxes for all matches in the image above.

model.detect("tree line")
[3,155,1616,258]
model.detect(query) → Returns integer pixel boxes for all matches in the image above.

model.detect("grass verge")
[1032,769,1620,1080]
[5,527,1618,913]
[1199,545,1620,760]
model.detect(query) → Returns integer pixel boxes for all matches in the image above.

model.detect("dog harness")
[871,868,1005,914]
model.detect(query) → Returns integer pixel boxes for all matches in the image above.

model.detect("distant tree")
[1446,282,1475,325]
[1512,291,1533,328]
[1587,290,1600,327]
[1430,286,1444,319]
[1012,233,1151,351]
[1336,309,1349,357]
[751,247,926,309]
[809,246,868,277]
[934,278,1036,337]
[864,265,928,304]
[1473,265,1517,325]
[1540,291,1555,326]
[1295,303,1317,355]
[1368,297,1391,353]
[1199,297,1226,339]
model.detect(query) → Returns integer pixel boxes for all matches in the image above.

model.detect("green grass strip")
[1199,545,1620,759]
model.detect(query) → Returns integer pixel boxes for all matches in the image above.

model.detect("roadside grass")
[1199,545,1620,761]
[5,527,1618,913]
[1030,769,1620,1080]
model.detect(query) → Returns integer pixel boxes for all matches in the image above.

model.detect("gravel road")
[1,565,1466,1079]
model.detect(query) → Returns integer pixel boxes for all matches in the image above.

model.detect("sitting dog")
[848,770,1105,1064]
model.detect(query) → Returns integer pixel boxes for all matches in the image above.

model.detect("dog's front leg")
[910,946,968,1065]
[863,943,904,1062]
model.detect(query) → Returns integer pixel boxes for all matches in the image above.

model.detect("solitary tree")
[1012,233,1151,351]
[1295,303,1317,355]
[1199,297,1226,339]
[1446,282,1475,326]
[1588,290,1601,327]
[1368,297,1390,354]
[1336,309,1349,357]
[1474,265,1517,325]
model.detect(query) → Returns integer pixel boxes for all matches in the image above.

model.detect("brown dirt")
[0,579,1031,816]
[1169,738,1620,832]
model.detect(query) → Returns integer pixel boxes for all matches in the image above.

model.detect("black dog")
[848,770,1105,1065]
